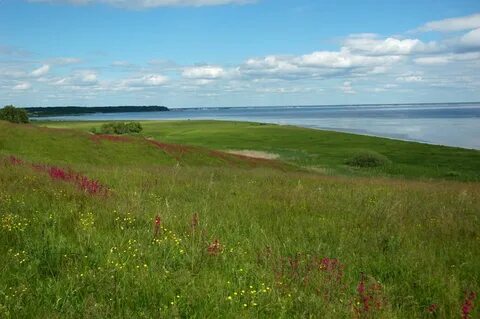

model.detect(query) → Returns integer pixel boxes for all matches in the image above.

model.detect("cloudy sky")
[1,0,480,107]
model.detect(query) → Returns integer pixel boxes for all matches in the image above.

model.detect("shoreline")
[33,117,480,151]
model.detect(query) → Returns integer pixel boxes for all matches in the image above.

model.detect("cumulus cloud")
[31,64,50,77]
[119,74,168,89]
[343,34,438,55]
[54,70,99,87]
[4,11,480,105]
[13,82,32,90]
[298,49,402,68]
[418,13,480,32]
[460,28,480,49]
[239,45,405,81]
[182,66,227,79]
[28,0,254,9]
[414,52,480,65]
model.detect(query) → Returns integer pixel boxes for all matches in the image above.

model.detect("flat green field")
[1,120,479,318]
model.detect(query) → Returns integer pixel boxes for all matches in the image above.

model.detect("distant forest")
[26,106,169,117]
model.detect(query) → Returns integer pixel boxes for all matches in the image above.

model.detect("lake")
[38,103,480,150]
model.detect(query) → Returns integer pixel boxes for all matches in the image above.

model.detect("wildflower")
[207,239,223,256]
[462,291,477,319]
[427,303,438,314]
[354,273,384,316]
[8,156,23,165]
[154,215,162,238]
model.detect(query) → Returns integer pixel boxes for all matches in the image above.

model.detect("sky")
[1,0,480,107]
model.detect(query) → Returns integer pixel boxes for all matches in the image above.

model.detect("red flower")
[462,291,477,319]
[207,239,222,256]
[153,215,162,238]
[427,303,438,314]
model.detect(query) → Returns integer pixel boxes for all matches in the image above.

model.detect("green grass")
[41,120,480,181]
[1,120,479,318]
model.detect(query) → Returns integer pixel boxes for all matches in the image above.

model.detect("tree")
[0,105,29,123]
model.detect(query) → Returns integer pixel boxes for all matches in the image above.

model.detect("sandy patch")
[226,150,280,160]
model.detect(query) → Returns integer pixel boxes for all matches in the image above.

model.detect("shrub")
[346,151,390,168]
[126,121,142,133]
[99,122,143,135]
[0,105,29,123]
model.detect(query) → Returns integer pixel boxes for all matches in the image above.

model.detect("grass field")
[1,120,479,318]
[41,120,480,181]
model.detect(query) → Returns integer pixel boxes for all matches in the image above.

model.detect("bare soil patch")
[226,150,280,160]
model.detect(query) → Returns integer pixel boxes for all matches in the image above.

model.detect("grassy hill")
[43,120,480,181]
[1,120,479,318]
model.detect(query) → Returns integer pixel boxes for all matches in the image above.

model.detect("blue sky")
[1,0,480,107]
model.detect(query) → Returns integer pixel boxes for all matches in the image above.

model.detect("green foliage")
[0,121,479,318]
[0,105,29,124]
[41,120,480,181]
[0,160,479,318]
[99,122,143,135]
[346,151,391,168]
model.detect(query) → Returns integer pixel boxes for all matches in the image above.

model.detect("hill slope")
[0,120,479,318]
[0,121,290,170]
[43,120,480,181]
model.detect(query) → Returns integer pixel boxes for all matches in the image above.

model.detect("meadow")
[0,120,479,318]
[42,120,480,181]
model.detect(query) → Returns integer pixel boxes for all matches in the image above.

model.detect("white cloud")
[343,34,438,55]
[81,71,98,83]
[256,87,316,94]
[414,56,450,65]
[31,64,50,77]
[414,52,480,65]
[298,49,402,68]
[340,81,356,94]
[239,46,404,81]
[53,70,99,87]
[13,82,32,90]
[120,74,168,88]
[418,13,480,32]
[182,66,227,79]
[460,28,480,48]
[396,75,424,83]
[4,11,480,106]
[51,57,82,65]
[29,0,254,9]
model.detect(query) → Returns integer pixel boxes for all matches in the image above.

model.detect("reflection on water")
[37,103,480,150]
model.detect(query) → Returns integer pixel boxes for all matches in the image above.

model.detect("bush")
[0,105,29,123]
[99,122,143,135]
[346,151,390,168]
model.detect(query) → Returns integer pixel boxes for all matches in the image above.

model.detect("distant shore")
[26,106,169,117]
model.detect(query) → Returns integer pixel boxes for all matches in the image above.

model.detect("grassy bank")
[41,120,480,181]
[1,120,479,318]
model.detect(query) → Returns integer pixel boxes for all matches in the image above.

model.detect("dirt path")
[226,150,280,160]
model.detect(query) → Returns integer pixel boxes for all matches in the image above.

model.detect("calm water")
[38,103,480,150]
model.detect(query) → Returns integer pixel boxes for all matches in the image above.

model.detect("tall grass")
[1,158,479,318]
